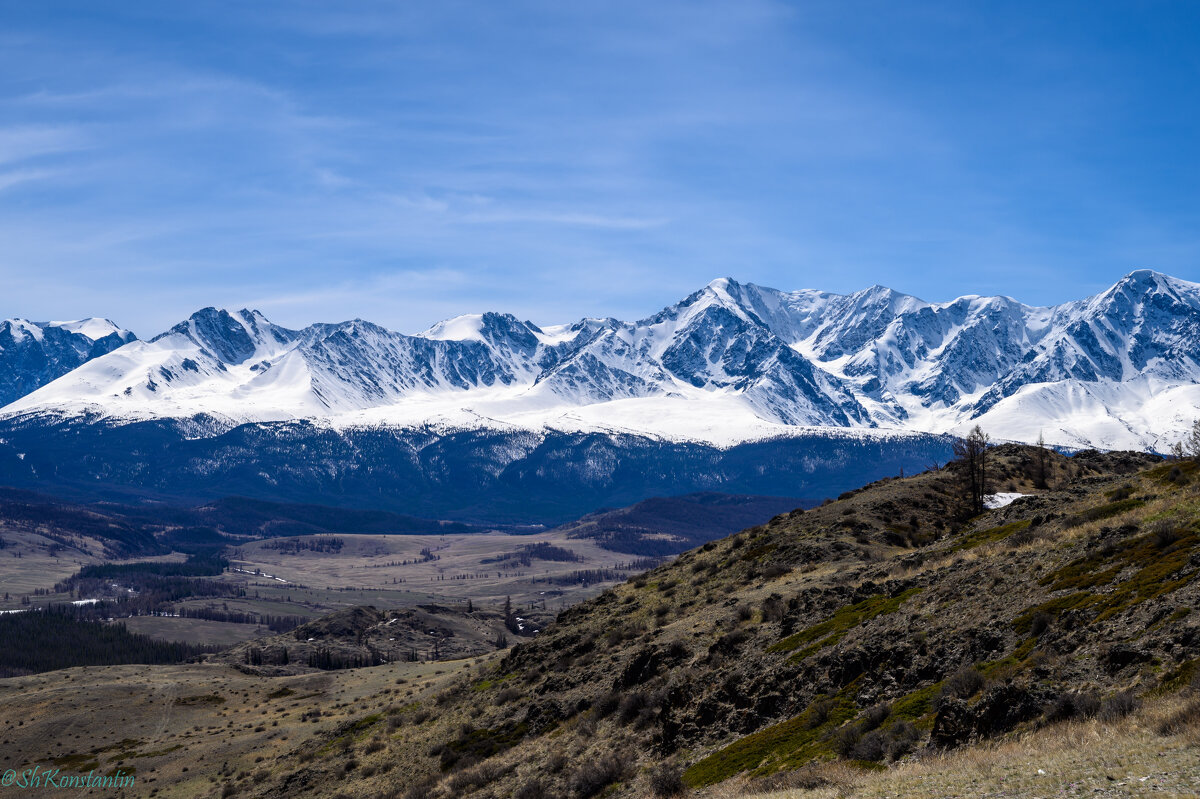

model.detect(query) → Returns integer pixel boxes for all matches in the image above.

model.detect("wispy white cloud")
[0,0,1197,335]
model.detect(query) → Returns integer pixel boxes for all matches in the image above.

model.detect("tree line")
[0,606,215,676]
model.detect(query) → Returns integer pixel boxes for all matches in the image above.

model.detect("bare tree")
[1033,431,1050,489]
[953,425,991,516]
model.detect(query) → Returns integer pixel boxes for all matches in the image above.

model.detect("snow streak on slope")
[3,271,1200,450]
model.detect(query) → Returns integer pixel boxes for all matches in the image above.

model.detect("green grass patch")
[887,681,945,729]
[1013,594,1096,635]
[789,632,846,664]
[741,542,777,562]
[683,685,859,787]
[1153,658,1200,695]
[1036,530,1198,622]
[440,721,531,771]
[769,588,922,656]
[952,520,1031,552]
[50,753,100,772]
[1067,497,1146,526]
[173,693,225,706]
[1145,460,1199,486]
[978,638,1038,681]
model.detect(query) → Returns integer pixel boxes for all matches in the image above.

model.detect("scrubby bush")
[943,667,985,700]
[805,697,835,729]
[1150,519,1180,549]
[592,691,620,718]
[851,729,886,761]
[1099,691,1141,722]
[1157,699,1200,736]
[760,595,786,622]
[1046,691,1101,722]
[495,686,522,705]
[833,724,862,757]
[514,778,547,799]
[447,760,507,794]
[569,753,626,798]
[886,720,920,760]
[862,703,891,731]
[762,563,791,580]
[648,763,685,797]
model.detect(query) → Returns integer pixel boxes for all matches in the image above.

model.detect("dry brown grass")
[713,694,1200,799]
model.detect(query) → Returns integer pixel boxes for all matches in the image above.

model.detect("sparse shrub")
[568,752,626,798]
[1099,691,1141,722]
[806,697,835,729]
[514,778,547,799]
[1030,611,1053,638]
[447,760,506,794]
[402,776,437,799]
[1150,519,1180,549]
[1046,691,1101,723]
[545,749,568,774]
[760,595,786,622]
[709,629,748,656]
[495,686,521,705]
[1158,699,1200,735]
[648,763,685,797]
[943,667,985,700]
[617,691,649,726]
[858,703,890,731]
[735,604,754,622]
[665,639,690,661]
[593,691,620,718]
[1108,484,1135,501]
[851,729,886,762]
[886,720,920,760]
[833,723,862,756]
[746,767,831,792]
[762,563,791,580]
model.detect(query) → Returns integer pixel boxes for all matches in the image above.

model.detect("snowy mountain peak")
[0,317,138,406]
[152,307,296,365]
[45,318,132,342]
[3,271,1200,450]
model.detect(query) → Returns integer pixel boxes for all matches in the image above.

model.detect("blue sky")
[1,1,1199,335]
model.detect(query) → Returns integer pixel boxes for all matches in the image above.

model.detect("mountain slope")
[225,445,1200,799]
[0,317,134,406]
[4,270,1199,449]
[0,418,952,525]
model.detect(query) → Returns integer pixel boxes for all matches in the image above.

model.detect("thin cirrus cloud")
[0,1,1198,336]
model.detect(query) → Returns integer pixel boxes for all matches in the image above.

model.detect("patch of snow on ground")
[984,492,1027,509]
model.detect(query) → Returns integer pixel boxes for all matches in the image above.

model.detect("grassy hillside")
[243,444,1198,799]
[7,444,1200,798]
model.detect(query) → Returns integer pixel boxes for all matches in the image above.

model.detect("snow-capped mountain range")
[3,269,1199,451]
[0,318,135,408]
